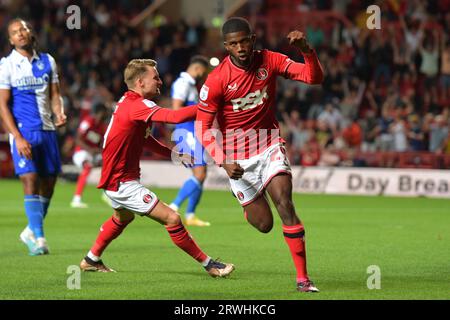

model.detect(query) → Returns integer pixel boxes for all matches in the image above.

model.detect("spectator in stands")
[390,110,408,152]
[360,109,379,152]
[440,37,450,101]
[342,117,363,150]
[407,114,425,151]
[317,102,343,135]
[377,108,395,152]
[419,30,440,98]
[427,114,449,153]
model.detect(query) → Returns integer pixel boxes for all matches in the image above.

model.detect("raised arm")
[284,30,324,84]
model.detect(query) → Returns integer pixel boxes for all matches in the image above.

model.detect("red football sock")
[166,223,208,263]
[283,224,309,283]
[91,216,132,257]
[75,163,92,197]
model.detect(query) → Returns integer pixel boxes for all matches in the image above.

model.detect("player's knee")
[166,211,182,226]
[193,171,206,183]
[22,181,39,195]
[274,197,294,213]
[114,210,135,223]
[255,220,273,233]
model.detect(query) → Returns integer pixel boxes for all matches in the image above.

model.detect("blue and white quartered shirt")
[171,71,206,166]
[0,49,59,131]
[172,71,198,132]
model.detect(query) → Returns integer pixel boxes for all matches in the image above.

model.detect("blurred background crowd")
[0,0,449,174]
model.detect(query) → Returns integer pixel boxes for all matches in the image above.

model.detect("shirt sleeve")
[266,50,294,76]
[47,54,59,84]
[198,74,223,115]
[284,51,324,84]
[171,78,189,101]
[0,58,11,89]
[130,99,161,122]
[268,49,324,84]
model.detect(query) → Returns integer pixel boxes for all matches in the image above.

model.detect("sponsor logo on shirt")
[13,74,49,90]
[36,60,45,70]
[231,85,268,112]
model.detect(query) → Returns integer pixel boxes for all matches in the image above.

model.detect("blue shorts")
[174,121,207,167]
[10,130,61,177]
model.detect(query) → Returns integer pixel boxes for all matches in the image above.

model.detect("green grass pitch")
[0,178,449,300]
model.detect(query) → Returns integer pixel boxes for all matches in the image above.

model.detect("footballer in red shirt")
[70,103,109,208]
[79,59,234,277]
[196,17,323,292]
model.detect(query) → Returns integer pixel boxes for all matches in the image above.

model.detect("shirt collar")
[180,72,196,85]
[12,49,40,62]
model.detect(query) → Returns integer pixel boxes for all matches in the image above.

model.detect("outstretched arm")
[150,105,197,124]
[145,134,195,167]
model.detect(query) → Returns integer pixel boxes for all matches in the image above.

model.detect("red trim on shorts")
[145,198,160,216]
[240,169,292,207]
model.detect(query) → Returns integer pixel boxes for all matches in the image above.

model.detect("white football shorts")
[229,143,292,206]
[104,180,159,216]
[72,150,94,168]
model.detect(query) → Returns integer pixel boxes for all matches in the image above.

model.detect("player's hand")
[222,162,244,180]
[15,136,32,160]
[287,31,312,53]
[54,113,67,127]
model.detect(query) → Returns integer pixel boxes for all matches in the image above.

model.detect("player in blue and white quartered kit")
[0,19,66,256]
[169,56,211,227]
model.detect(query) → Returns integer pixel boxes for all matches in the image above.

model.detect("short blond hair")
[124,59,157,88]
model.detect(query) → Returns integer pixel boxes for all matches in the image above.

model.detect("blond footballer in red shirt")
[80,59,234,277]
[196,18,323,292]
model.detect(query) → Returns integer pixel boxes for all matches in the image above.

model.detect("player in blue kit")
[0,18,66,255]
[169,56,211,227]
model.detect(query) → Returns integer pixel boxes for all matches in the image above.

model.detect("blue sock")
[186,180,203,216]
[173,176,200,207]
[24,195,44,238]
[40,196,50,219]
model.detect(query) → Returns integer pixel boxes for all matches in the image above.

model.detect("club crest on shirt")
[199,85,209,101]
[36,60,45,70]
[237,191,245,201]
[256,68,268,80]
[143,194,153,203]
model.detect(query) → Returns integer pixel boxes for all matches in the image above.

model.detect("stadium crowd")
[0,0,449,170]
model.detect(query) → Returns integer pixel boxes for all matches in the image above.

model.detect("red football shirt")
[98,90,198,191]
[97,91,162,191]
[197,49,323,162]
[74,115,107,152]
